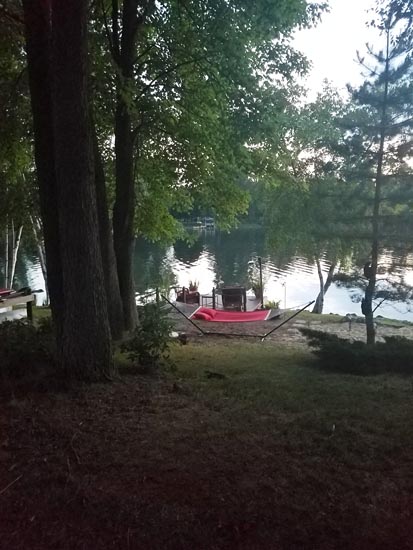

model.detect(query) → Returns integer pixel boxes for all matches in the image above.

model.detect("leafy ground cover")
[2,339,413,549]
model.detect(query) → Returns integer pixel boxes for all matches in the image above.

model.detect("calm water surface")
[8,226,413,321]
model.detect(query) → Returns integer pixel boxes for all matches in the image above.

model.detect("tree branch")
[134,56,210,101]
[111,0,120,62]
[100,0,115,59]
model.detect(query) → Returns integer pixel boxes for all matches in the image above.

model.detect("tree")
[346,0,413,344]
[0,1,32,289]
[91,0,326,330]
[23,0,113,379]
[261,88,354,313]
[22,0,64,337]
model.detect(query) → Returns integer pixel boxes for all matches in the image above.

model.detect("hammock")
[190,306,274,323]
[161,293,314,339]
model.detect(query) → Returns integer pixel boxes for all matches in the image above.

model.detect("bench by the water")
[0,293,36,322]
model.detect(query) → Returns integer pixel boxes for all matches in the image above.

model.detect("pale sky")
[294,0,382,97]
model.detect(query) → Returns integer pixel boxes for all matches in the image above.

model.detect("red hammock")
[190,307,271,323]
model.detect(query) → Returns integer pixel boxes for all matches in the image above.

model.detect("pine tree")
[348,0,413,344]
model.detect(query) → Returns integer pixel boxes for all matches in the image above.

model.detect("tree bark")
[9,223,23,288]
[22,0,64,337]
[312,259,337,314]
[111,0,142,331]
[113,100,138,330]
[92,119,124,339]
[30,215,48,303]
[51,0,113,379]
[363,28,390,346]
[4,220,9,288]
[312,258,324,314]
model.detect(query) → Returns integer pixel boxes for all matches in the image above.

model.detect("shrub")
[300,328,413,376]
[0,319,55,378]
[264,299,281,310]
[121,302,174,369]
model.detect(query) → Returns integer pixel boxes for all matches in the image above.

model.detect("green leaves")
[91,0,327,242]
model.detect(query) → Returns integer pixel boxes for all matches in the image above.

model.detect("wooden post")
[258,256,263,309]
[212,288,216,310]
[27,300,33,322]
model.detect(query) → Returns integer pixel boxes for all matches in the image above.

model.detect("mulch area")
[168,306,308,346]
[2,365,413,550]
[169,306,413,346]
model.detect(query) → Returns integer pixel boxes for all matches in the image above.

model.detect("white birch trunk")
[10,224,23,288]
[4,221,9,288]
[30,215,48,303]
[312,258,324,314]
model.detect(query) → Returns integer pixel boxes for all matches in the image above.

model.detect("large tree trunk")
[111,0,142,331]
[92,121,124,339]
[52,0,113,379]
[22,0,64,337]
[113,101,138,330]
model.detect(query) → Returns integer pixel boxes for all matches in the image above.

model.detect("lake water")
[8,226,413,321]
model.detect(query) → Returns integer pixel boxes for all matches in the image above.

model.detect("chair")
[220,286,246,311]
[176,286,200,305]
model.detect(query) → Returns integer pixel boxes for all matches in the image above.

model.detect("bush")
[264,299,281,310]
[121,302,174,369]
[300,328,413,376]
[0,319,55,378]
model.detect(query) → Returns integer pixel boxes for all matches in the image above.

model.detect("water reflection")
[3,226,413,321]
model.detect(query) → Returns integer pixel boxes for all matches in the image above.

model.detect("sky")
[294,0,382,97]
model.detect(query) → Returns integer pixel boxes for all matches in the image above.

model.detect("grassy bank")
[2,339,413,549]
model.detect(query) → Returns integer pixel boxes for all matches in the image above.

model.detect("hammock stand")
[161,294,314,340]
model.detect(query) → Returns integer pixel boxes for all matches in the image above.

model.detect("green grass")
[4,337,413,548]
[32,305,52,321]
[104,339,413,549]
[170,340,413,467]
[292,309,412,327]
[293,309,344,323]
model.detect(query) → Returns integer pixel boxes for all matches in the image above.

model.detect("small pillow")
[193,311,212,321]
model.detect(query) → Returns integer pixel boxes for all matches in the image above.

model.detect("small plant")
[264,299,281,310]
[250,278,262,298]
[247,259,266,298]
[188,280,199,292]
[122,302,174,369]
[0,319,55,378]
[300,328,413,376]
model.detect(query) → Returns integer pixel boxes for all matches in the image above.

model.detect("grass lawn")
[2,339,413,549]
